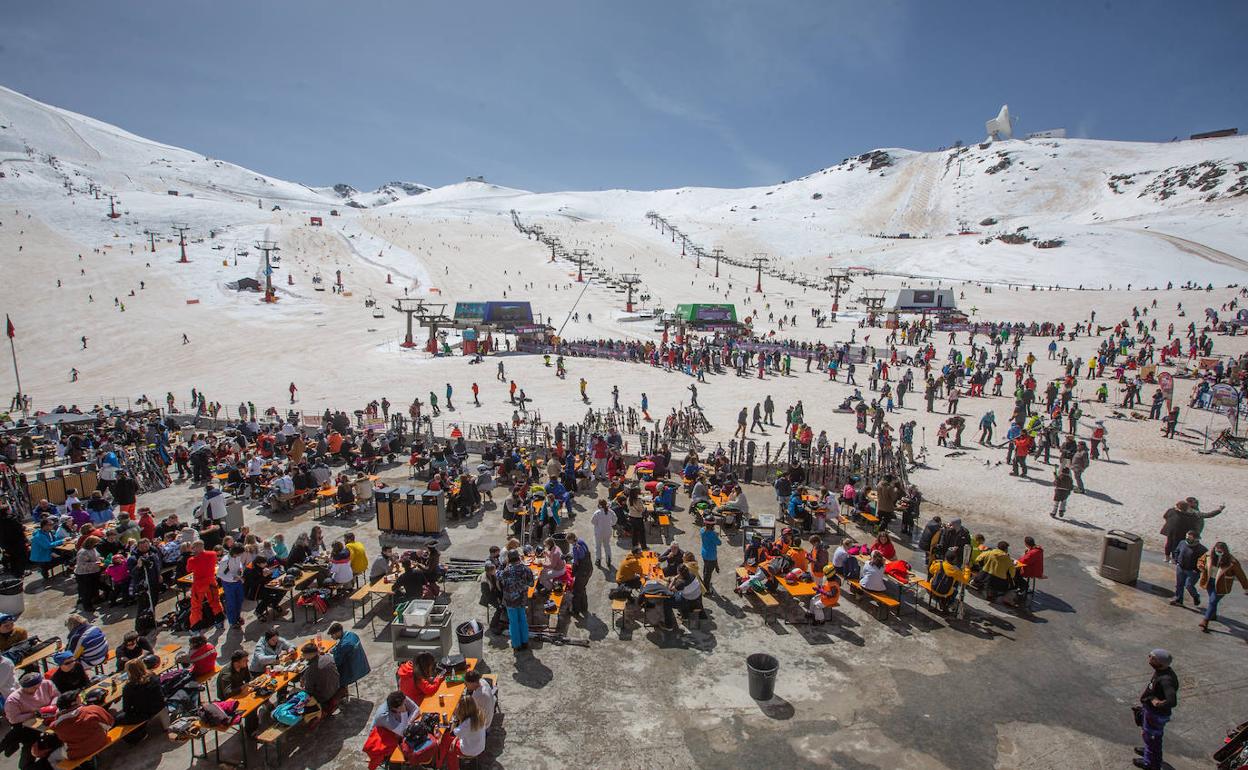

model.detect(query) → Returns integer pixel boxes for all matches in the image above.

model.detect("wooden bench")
[611,597,628,630]
[350,583,375,621]
[655,514,671,541]
[857,511,879,526]
[256,719,301,769]
[734,567,781,610]
[848,579,900,619]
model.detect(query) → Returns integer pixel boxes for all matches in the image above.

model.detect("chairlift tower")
[255,240,281,303]
[619,273,642,313]
[750,253,769,293]
[570,249,590,282]
[712,248,724,278]
[392,298,451,352]
[171,223,191,263]
[825,268,854,316]
[143,229,158,253]
[107,194,121,220]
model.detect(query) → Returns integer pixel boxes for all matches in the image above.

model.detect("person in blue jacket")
[30,518,66,580]
[327,621,371,690]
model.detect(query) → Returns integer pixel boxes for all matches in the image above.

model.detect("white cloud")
[616,67,784,185]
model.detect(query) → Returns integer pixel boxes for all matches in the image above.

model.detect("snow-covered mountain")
[312,181,431,208]
[1,82,1246,288]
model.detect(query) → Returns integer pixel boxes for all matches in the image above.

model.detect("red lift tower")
[750,254,769,293]
[619,273,642,313]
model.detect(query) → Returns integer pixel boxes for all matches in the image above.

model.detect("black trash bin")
[0,576,23,616]
[550,533,570,556]
[456,620,484,659]
[746,652,779,700]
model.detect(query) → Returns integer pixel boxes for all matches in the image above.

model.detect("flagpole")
[6,315,22,415]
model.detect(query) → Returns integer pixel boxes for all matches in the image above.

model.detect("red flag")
[5,315,12,339]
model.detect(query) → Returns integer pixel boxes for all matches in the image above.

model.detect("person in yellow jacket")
[1196,542,1248,633]
[927,548,963,612]
[974,542,1017,603]
[344,533,368,581]
[615,547,645,589]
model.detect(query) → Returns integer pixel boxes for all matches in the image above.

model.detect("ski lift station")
[885,288,958,315]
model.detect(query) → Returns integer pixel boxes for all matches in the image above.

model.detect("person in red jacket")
[396,652,443,702]
[186,541,224,631]
[1013,536,1045,599]
[48,692,115,762]
[1011,432,1033,477]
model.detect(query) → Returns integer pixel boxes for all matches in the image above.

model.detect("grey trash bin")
[746,652,779,700]
[1100,530,1143,585]
[0,577,24,616]
[457,620,485,659]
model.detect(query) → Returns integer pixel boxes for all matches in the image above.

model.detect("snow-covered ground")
[2,83,1248,552]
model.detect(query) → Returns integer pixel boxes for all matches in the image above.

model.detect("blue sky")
[3,1,1246,192]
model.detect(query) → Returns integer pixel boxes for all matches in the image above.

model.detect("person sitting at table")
[655,540,683,576]
[299,641,343,721]
[66,614,109,668]
[1014,536,1045,600]
[399,652,445,702]
[689,478,710,507]
[244,555,283,620]
[615,547,645,591]
[392,558,428,602]
[267,471,295,506]
[788,487,813,531]
[250,628,294,674]
[334,476,356,515]
[186,635,217,680]
[328,622,371,692]
[870,532,897,561]
[809,536,830,575]
[6,671,59,765]
[47,651,92,693]
[371,689,419,737]
[537,539,566,591]
[671,563,703,619]
[329,542,354,587]
[291,465,316,493]
[445,696,488,768]
[47,690,114,764]
[782,536,810,573]
[67,501,92,529]
[308,526,328,558]
[216,650,251,700]
[114,631,155,673]
[31,498,58,524]
[806,570,842,625]
[118,657,169,742]
[271,533,290,563]
[369,545,397,582]
[743,534,768,567]
[464,670,496,729]
[927,548,963,612]
[286,533,312,568]
[85,491,114,526]
[972,541,1018,604]
[857,551,891,597]
[0,612,28,652]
